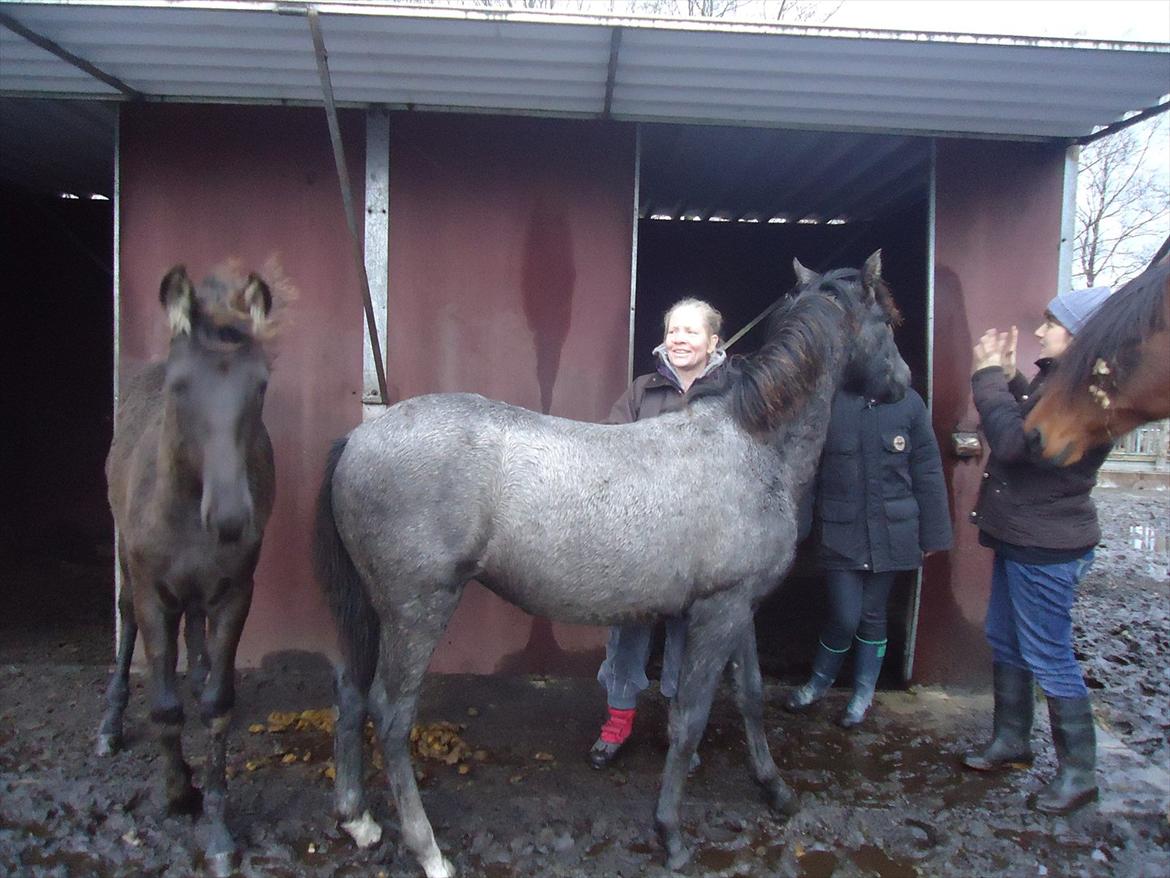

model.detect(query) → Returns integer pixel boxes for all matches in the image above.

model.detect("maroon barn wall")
[384,113,636,675]
[118,103,366,664]
[916,138,1068,686]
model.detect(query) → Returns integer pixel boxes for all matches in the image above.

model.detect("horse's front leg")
[138,588,201,815]
[729,623,798,816]
[184,602,210,699]
[655,599,745,871]
[334,663,381,848]
[197,581,253,878]
[97,545,137,756]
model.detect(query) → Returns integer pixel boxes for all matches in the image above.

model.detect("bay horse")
[314,251,910,877]
[97,264,276,877]
[1025,251,1170,465]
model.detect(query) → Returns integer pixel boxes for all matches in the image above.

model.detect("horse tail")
[313,436,380,691]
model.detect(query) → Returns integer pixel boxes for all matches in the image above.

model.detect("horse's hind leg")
[97,544,136,756]
[334,663,382,848]
[369,586,462,878]
[655,597,748,871]
[729,623,798,816]
[197,581,253,878]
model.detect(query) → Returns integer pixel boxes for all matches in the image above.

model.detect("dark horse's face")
[796,250,911,403]
[160,265,272,543]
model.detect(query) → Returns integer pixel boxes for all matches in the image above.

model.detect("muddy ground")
[1,487,1167,878]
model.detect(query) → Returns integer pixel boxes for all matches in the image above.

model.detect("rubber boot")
[962,663,1035,771]
[588,706,635,769]
[784,641,849,713]
[838,637,885,729]
[1033,696,1098,815]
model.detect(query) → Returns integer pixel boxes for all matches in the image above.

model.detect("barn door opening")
[0,98,116,664]
[633,122,933,687]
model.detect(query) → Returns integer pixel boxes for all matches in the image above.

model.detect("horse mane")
[1045,261,1170,406]
[694,273,857,435]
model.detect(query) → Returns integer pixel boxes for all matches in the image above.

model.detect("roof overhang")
[2,0,1168,141]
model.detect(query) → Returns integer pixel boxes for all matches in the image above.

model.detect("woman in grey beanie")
[961,285,1113,816]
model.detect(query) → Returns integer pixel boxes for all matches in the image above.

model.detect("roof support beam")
[603,26,623,118]
[308,7,390,405]
[0,12,143,100]
[1075,100,1170,146]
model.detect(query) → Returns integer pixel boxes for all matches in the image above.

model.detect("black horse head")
[793,250,910,404]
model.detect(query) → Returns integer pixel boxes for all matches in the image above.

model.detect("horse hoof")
[168,787,203,817]
[422,855,456,878]
[768,784,800,817]
[666,845,691,872]
[341,810,383,848]
[96,734,121,756]
[205,849,238,878]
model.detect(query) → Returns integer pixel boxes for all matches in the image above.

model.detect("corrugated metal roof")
[2,0,1167,140]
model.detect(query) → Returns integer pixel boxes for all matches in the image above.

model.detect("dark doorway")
[634,123,932,686]
[0,100,116,665]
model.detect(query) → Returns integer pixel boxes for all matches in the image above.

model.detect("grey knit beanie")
[1046,285,1112,335]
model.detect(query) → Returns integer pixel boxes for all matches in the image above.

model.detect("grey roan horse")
[98,264,276,877]
[315,252,909,876]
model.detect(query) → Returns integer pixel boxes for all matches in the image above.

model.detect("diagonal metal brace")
[307,7,390,405]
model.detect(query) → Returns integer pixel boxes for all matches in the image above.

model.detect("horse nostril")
[215,516,246,544]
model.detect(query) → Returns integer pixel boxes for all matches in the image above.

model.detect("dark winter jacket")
[813,390,953,572]
[970,360,1112,554]
[604,354,724,424]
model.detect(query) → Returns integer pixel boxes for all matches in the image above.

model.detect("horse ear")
[160,265,195,337]
[792,258,818,287]
[242,273,273,332]
[863,250,883,291]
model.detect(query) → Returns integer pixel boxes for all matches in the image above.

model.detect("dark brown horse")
[97,264,276,877]
[1026,248,1170,465]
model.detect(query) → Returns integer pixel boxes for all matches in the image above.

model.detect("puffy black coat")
[814,390,953,572]
[970,361,1111,551]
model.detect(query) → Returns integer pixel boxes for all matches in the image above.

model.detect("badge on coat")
[893,434,907,451]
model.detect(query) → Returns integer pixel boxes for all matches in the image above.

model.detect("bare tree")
[1075,115,1170,288]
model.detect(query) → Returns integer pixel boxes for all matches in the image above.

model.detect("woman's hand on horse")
[973,327,1016,375]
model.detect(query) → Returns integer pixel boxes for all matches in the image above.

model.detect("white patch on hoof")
[341,811,382,848]
[421,853,455,878]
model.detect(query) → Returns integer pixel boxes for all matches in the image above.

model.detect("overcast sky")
[827,0,1170,43]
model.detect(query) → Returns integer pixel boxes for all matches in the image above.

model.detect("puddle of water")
[695,846,739,871]
[851,843,921,877]
[1128,523,1168,553]
[22,848,113,877]
[797,848,839,877]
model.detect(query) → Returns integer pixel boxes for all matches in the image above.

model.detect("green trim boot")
[962,663,1035,771]
[839,637,886,729]
[784,640,849,713]
[1033,696,1098,815]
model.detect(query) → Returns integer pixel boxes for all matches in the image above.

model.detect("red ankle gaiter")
[600,707,636,744]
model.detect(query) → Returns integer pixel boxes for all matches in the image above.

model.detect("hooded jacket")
[814,389,953,572]
[604,346,726,425]
[970,360,1112,557]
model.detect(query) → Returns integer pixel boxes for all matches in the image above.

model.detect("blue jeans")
[596,617,688,710]
[984,551,1094,698]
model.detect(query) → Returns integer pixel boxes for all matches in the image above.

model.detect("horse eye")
[170,378,190,396]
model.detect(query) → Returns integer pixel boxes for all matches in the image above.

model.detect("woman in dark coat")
[785,383,953,728]
[588,297,726,769]
[961,285,1113,816]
